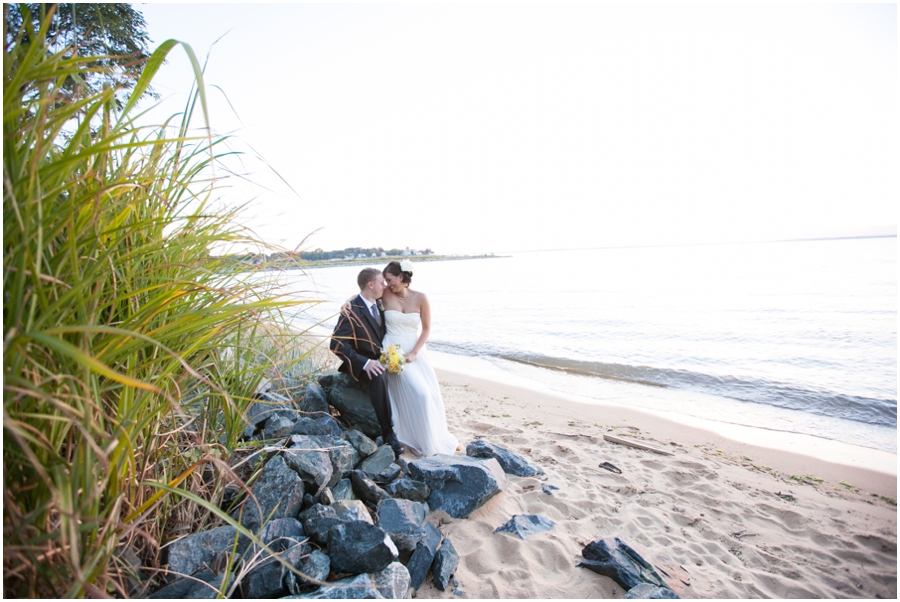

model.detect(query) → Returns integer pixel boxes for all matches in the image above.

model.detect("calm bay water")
[282,237,897,453]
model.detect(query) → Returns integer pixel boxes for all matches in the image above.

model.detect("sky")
[137,1,897,255]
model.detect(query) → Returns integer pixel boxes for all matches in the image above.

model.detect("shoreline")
[429,351,896,497]
[403,354,898,598]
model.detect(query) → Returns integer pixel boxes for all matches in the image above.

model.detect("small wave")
[435,346,897,429]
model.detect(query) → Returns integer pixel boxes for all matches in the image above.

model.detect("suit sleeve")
[330,310,373,381]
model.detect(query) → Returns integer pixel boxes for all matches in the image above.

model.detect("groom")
[330,268,403,456]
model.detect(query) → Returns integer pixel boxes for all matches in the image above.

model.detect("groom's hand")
[364,359,385,378]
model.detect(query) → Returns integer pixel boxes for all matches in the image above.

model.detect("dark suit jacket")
[330,295,386,382]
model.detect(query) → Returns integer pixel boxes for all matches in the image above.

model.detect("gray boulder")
[466,439,544,477]
[344,429,378,458]
[292,415,343,437]
[377,498,428,553]
[286,549,331,594]
[578,537,670,591]
[297,382,330,415]
[327,521,399,575]
[407,455,506,518]
[299,501,372,545]
[624,583,680,599]
[431,537,458,591]
[237,455,305,531]
[349,470,392,506]
[333,499,374,525]
[243,519,307,598]
[292,434,360,487]
[494,514,556,540]
[284,561,410,599]
[406,522,442,590]
[264,414,296,439]
[284,444,334,492]
[331,478,356,501]
[149,568,231,599]
[387,478,430,503]
[327,374,381,438]
[246,390,293,428]
[166,525,249,580]
[317,487,335,506]
[359,445,398,480]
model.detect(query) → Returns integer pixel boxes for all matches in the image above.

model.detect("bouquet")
[380,344,406,375]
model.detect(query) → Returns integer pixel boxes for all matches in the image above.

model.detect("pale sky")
[137,1,897,254]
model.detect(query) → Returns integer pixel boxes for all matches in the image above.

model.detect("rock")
[292,434,360,487]
[349,470,392,506]
[283,561,410,599]
[387,478,431,503]
[358,445,399,481]
[332,478,356,501]
[236,454,304,533]
[578,538,670,591]
[345,429,378,458]
[466,439,544,477]
[624,583,680,599]
[407,455,506,518]
[284,445,334,492]
[243,519,307,598]
[299,501,372,545]
[493,514,555,540]
[317,487,335,506]
[358,445,395,475]
[371,561,412,599]
[333,499,374,525]
[327,373,382,438]
[149,568,232,599]
[406,522,442,590]
[166,525,250,579]
[316,371,338,392]
[286,549,331,594]
[246,390,292,428]
[298,504,340,546]
[431,537,459,591]
[298,382,330,415]
[377,498,428,553]
[541,483,560,495]
[292,415,344,437]
[264,414,296,439]
[326,521,399,575]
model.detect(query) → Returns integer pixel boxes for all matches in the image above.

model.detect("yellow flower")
[380,344,406,374]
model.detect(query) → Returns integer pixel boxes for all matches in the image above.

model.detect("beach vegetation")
[790,474,824,486]
[839,480,855,490]
[3,7,314,597]
[871,494,897,506]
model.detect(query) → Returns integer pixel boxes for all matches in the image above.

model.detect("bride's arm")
[406,293,431,363]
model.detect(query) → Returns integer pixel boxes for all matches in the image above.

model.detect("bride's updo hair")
[384,260,412,284]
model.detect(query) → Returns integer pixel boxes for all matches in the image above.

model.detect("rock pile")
[152,373,490,599]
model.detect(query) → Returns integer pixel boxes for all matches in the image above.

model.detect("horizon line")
[494,233,897,255]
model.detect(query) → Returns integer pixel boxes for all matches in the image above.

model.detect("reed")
[4,6,317,597]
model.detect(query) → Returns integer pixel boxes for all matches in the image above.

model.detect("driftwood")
[603,434,675,456]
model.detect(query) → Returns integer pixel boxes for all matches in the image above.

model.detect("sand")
[403,368,897,599]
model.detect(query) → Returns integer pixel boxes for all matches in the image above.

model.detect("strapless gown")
[382,310,459,456]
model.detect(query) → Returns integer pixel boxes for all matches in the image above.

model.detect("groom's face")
[369,277,385,299]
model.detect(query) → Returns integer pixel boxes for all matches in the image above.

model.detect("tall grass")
[4,7,317,597]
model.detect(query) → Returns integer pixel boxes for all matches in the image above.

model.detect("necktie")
[370,303,381,326]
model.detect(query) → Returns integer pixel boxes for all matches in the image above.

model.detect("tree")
[4,3,154,106]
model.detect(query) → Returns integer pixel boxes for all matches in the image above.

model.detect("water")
[281,237,897,453]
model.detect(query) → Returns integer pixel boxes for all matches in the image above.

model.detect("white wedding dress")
[382,310,459,456]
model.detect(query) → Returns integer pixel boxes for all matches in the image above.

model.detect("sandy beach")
[402,366,897,599]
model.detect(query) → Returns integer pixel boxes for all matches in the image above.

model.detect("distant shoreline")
[268,253,507,270]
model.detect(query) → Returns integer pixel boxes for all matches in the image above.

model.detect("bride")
[376,260,459,456]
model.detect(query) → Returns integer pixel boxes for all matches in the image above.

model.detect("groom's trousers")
[360,371,393,442]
